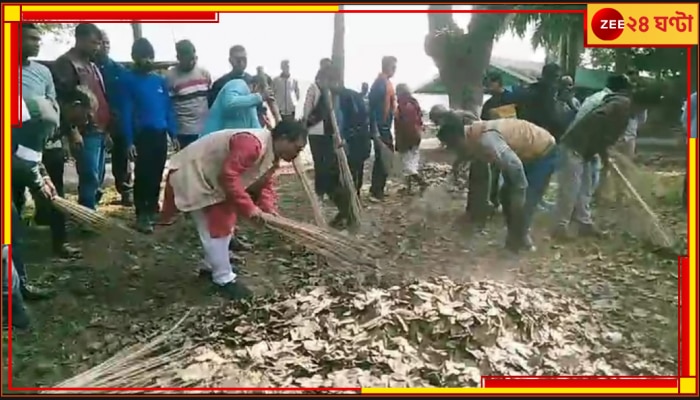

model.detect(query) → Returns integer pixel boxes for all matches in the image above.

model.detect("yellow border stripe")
[362,388,679,394]
[2,22,12,245]
[2,3,697,395]
[689,138,697,378]
[21,5,339,12]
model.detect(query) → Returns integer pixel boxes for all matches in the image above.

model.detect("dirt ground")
[2,150,688,391]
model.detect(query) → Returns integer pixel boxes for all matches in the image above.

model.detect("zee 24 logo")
[591,7,694,41]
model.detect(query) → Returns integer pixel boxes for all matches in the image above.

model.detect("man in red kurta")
[161,120,308,299]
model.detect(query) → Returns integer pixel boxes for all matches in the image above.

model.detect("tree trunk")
[332,13,345,86]
[565,28,583,77]
[425,6,506,112]
[131,23,143,41]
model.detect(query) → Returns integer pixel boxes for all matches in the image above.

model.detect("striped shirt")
[166,66,212,137]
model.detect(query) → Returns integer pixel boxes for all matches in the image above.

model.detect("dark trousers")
[370,140,390,198]
[133,129,169,217]
[12,149,67,251]
[11,203,28,286]
[111,131,133,197]
[308,135,337,197]
[466,160,493,228]
[177,134,199,149]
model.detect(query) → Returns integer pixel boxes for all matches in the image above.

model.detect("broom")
[260,213,380,269]
[44,310,193,393]
[255,68,326,228]
[601,150,675,250]
[323,90,363,230]
[51,196,135,236]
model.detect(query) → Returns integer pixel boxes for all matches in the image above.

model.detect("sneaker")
[217,280,253,300]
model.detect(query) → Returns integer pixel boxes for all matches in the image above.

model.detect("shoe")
[21,284,52,301]
[2,296,31,330]
[521,234,536,252]
[230,235,253,252]
[577,222,604,238]
[135,215,154,234]
[53,243,81,258]
[217,280,253,300]
[120,192,134,207]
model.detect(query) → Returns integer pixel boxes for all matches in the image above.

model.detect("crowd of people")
[2,23,423,330]
[3,22,695,332]
[430,62,693,254]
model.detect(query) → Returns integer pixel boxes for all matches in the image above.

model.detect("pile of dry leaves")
[155,277,636,389]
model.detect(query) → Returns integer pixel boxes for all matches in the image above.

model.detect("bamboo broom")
[52,196,135,236]
[44,311,193,393]
[260,213,380,269]
[323,89,364,230]
[606,151,675,250]
[255,68,326,228]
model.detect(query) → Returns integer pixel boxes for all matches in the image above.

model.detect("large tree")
[131,23,143,41]
[331,13,345,85]
[508,5,586,76]
[424,5,512,111]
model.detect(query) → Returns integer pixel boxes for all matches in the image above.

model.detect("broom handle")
[608,159,673,245]
[323,89,363,218]
[256,68,327,237]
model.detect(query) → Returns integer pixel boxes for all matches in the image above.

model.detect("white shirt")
[272,75,299,115]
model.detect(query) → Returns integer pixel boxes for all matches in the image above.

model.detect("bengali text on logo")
[587,3,698,46]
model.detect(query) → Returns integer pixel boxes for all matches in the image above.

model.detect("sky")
[36,5,545,91]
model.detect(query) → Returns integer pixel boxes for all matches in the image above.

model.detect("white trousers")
[191,210,236,286]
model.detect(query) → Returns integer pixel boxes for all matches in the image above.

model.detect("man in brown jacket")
[53,23,111,210]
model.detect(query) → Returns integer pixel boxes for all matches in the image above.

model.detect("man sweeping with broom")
[436,113,558,252]
[552,89,657,241]
[159,119,309,300]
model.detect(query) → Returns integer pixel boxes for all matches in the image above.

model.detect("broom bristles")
[44,310,193,393]
[602,150,676,250]
[261,213,380,268]
[51,196,135,236]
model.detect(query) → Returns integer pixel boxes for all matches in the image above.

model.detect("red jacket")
[395,94,423,152]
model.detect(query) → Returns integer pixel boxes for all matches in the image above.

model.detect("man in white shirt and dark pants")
[272,60,300,121]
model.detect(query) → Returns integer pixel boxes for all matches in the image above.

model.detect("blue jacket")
[96,58,128,133]
[200,79,262,137]
[121,71,178,147]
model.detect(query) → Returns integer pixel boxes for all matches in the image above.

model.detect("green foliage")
[508,5,585,50]
[33,23,75,37]
[589,47,693,78]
